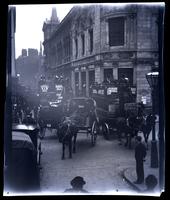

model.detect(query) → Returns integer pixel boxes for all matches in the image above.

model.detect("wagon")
[65,97,99,146]
[91,82,136,140]
[37,92,64,138]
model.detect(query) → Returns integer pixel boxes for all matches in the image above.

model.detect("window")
[89,29,93,53]
[63,36,71,62]
[108,17,125,46]
[57,41,62,65]
[118,68,133,86]
[75,72,79,96]
[104,68,113,82]
[75,38,78,58]
[89,70,95,86]
[81,34,85,56]
[81,71,86,96]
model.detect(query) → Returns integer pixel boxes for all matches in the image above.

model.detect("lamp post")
[146,71,159,168]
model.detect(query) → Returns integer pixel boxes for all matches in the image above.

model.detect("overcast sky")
[14,3,164,59]
[14,4,75,59]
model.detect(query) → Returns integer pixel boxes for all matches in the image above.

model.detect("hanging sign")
[41,84,49,92]
[55,85,63,91]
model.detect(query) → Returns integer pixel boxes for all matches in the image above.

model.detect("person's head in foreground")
[145,174,158,192]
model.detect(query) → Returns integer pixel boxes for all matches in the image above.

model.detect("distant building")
[15,45,44,90]
[28,48,38,57]
[42,4,160,105]
[21,49,27,57]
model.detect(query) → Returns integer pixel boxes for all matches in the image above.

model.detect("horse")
[124,113,155,149]
[116,116,135,149]
[115,112,146,149]
[58,117,78,160]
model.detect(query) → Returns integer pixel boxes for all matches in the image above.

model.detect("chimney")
[22,49,27,57]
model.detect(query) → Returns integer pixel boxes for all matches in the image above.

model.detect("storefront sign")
[92,89,97,94]
[107,87,118,95]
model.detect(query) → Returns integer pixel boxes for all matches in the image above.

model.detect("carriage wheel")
[91,121,98,146]
[102,123,110,140]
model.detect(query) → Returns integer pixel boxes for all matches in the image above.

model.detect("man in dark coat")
[134,136,147,184]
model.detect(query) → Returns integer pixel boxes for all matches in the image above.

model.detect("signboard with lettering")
[124,103,138,114]
[55,85,63,91]
[107,87,118,95]
[41,84,49,93]
[92,89,97,94]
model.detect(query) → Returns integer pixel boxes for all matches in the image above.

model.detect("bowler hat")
[71,176,86,186]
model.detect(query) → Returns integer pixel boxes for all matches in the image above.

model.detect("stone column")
[86,69,89,97]
[95,66,103,83]
[93,5,101,54]
[78,71,82,94]
[113,67,118,80]
[136,61,152,105]
[71,70,75,96]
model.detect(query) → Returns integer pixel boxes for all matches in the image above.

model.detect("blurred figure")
[64,176,88,193]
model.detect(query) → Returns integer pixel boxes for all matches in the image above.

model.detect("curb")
[121,169,141,193]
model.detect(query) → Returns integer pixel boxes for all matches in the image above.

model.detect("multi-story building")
[15,45,44,90]
[42,4,160,105]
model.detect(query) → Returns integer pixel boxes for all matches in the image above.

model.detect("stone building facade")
[42,4,160,105]
[15,47,44,90]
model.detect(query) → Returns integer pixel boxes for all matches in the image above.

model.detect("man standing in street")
[134,136,147,184]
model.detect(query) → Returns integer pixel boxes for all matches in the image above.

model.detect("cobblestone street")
[39,129,138,195]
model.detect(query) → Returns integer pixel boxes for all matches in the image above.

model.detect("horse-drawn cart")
[65,97,99,146]
[37,93,64,138]
[91,81,136,140]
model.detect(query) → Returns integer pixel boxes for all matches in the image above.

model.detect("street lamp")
[146,71,159,168]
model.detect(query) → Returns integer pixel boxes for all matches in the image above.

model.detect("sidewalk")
[122,152,160,195]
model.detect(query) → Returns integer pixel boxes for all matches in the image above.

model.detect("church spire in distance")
[50,7,59,24]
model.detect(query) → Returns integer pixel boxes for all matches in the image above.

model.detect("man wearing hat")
[134,136,147,184]
[64,176,88,193]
